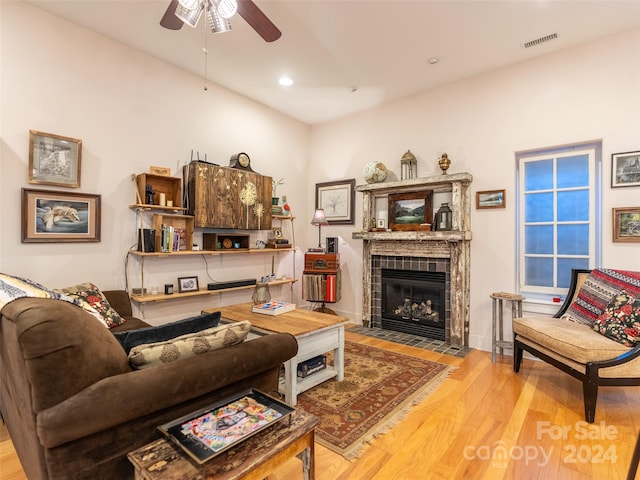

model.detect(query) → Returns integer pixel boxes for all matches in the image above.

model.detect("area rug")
[296,341,454,460]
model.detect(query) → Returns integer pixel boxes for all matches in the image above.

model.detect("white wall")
[309,28,640,350]
[0,2,310,323]
[1,2,639,347]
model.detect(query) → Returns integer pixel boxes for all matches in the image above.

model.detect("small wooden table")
[490,291,524,363]
[128,410,318,480]
[211,303,349,406]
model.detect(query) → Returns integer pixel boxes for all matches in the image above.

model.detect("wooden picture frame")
[612,207,640,242]
[388,191,433,231]
[178,276,200,293]
[611,150,640,188]
[29,130,82,188]
[476,189,506,209]
[21,188,100,243]
[315,179,355,225]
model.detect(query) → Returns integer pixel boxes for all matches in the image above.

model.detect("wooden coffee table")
[128,410,318,480]
[210,303,349,406]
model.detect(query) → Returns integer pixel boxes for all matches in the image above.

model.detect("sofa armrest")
[36,333,297,448]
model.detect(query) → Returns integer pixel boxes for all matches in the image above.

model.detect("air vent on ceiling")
[523,33,558,49]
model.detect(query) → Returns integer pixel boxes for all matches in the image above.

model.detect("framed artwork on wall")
[611,150,640,188]
[28,130,82,188]
[388,191,433,231]
[612,207,640,242]
[315,179,355,225]
[21,188,100,243]
[476,189,506,209]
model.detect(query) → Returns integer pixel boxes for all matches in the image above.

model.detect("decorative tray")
[158,388,294,464]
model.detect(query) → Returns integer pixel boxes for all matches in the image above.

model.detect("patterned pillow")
[563,269,640,326]
[56,282,125,328]
[113,311,220,354]
[128,321,251,370]
[593,291,640,347]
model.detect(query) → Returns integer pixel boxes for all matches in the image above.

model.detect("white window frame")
[516,141,602,300]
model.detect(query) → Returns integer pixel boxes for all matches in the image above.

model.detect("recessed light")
[278,76,293,86]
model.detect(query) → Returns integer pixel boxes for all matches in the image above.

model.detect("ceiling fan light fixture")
[215,0,238,19]
[175,1,204,28]
[207,2,232,33]
[178,0,201,10]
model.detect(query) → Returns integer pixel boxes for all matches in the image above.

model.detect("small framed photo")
[476,189,506,209]
[29,130,82,188]
[21,188,100,243]
[612,207,640,242]
[315,179,356,225]
[388,191,433,231]
[611,151,640,188]
[178,276,200,293]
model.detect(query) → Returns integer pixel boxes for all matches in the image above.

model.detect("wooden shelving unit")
[129,278,296,304]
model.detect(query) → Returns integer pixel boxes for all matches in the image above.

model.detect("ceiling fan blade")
[237,0,281,42]
[160,0,184,30]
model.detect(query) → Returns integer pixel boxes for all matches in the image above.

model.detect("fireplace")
[381,269,446,340]
[371,255,451,341]
[352,172,472,348]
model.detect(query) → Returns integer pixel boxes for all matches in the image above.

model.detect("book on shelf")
[251,301,296,316]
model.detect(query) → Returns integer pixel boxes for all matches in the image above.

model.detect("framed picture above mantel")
[388,191,433,231]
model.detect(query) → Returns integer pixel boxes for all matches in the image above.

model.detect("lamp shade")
[310,209,329,226]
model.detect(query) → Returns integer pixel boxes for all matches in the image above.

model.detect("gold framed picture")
[28,130,82,188]
[21,188,100,243]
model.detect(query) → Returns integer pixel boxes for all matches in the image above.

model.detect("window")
[516,141,601,298]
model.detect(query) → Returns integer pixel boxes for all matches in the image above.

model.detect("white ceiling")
[26,0,640,125]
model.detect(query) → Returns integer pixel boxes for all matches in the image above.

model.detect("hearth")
[381,269,445,340]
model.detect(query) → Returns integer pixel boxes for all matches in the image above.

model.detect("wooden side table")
[128,410,318,480]
[490,292,524,363]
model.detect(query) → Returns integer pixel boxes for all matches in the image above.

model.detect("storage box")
[136,173,182,207]
[297,355,327,378]
[202,233,250,251]
[151,214,194,252]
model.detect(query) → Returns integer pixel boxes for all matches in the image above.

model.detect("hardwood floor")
[2,330,639,479]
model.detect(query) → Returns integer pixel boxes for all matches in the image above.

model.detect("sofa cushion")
[592,291,640,347]
[56,282,125,328]
[113,311,221,354]
[562,269,640,326]
[128,320,251,369]
[513,316,630,364]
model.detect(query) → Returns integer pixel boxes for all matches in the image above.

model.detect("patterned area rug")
[296,341,454,459]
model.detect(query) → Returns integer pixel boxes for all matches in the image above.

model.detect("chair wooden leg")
[582,378,598,424]
[513,338,524,373]
[627,430,640,480]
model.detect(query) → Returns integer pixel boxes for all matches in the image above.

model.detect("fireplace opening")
[381,269,446,340]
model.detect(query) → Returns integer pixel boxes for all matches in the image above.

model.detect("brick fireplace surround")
[352,173,473,348]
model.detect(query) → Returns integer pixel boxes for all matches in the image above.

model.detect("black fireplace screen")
[381,269,445,332]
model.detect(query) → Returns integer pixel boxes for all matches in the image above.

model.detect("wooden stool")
[490,292,524,363]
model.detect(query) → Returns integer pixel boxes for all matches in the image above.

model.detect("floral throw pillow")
[592,290,640,347]
[56,282,125,328]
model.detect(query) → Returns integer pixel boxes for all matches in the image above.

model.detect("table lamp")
[310,209,329,250]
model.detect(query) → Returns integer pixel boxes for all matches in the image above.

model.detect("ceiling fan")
[160,0,281,42]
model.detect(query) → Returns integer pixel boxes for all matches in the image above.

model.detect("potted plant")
[272,178,284,206]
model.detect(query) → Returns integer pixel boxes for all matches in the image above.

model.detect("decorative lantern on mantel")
[400,150,418,180]
[435,202,453,231]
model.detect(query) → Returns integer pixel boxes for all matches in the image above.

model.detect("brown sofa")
[0,290,298,480]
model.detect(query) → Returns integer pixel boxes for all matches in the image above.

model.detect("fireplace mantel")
[352,173,472,348]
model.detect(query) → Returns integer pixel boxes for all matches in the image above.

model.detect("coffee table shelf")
[214,303,348,406]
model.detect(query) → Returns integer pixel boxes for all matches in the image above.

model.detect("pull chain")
[203,14,208,91]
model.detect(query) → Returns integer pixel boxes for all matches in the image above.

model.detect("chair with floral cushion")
[513,268,640,423]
